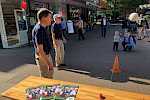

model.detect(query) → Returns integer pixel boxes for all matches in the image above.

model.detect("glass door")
[14,10,28,46]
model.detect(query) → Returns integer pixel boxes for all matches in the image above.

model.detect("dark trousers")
[122,42,127,51]
[126,45,132,51]
[113,42,119,51]
[101,26,107,38]
[62,29,69,40]
[78,28,85,40]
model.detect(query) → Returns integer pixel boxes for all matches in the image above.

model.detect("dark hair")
[37,8,52,20]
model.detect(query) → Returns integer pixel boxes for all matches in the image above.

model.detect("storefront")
[86,1,100,24]
[0,0,28,48]
[61,0,87,20]
[0,0,64,48]
[0,0,99,48]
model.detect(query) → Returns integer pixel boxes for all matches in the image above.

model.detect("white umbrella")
[128,13,139,23]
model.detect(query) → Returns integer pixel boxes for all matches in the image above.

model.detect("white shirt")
[103,18,106,25]
[114,35,120,42]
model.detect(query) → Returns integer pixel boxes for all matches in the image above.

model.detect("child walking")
[113,31,120,51]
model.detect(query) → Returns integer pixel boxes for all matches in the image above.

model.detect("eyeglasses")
[57,17,61,19]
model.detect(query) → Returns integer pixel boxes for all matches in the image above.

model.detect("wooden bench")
[1,76,150,100]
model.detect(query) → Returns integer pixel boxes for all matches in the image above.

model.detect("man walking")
[32,8,54,78]
[76,17,85,40]
[51,14,66,67]
[101,16,107,38]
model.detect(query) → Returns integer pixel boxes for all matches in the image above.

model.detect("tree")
[107,0,148,18]
[119,0,147,10]
[119,0,148,16]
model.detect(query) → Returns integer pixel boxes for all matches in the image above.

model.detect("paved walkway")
[0,25,150,99]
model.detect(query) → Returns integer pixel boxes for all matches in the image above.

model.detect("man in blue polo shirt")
[32,8,54,78]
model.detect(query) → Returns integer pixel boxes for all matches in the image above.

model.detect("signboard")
[14,10,28,45]
[67,20,74,34]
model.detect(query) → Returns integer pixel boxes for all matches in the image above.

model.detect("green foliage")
[107,0,148,17]
[118,0,147,9]
[108,0,148,9]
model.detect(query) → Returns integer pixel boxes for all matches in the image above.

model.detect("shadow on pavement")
[0,46,35,72]
[59,65,150,85]
[58,64,129,83]
[0,25,150,85]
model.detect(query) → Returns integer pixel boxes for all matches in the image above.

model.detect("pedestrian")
[143,19,149,38]
[76,17,85,40]
[122,32,129,51]
[138,15,145,40]
[32,8,54,79]
[126,35,136,51]
[113,31,120,51]
[51,14,67,68]
[101,16,107,38]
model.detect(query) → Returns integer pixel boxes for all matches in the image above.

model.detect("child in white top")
[113,31,120,51]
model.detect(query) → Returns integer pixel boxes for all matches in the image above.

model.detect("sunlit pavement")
[0,25,150,99]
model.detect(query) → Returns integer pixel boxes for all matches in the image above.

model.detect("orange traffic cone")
[111,54,129,82]
[111,54,121,74]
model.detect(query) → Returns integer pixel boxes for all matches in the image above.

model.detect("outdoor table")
[1,76,150,100]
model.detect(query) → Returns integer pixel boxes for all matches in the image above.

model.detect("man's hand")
[63,38,67,44]
[37,44,54,71]
[53,42,57,49]
[55,40,60,47]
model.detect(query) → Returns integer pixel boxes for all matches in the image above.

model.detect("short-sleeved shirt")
[61,21,67,30]
[51,23,63,40]
[32,23,53,55]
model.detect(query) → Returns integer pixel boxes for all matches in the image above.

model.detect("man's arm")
[37,44,53,70]
[81,20,84,29]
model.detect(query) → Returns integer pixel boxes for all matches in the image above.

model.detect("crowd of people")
[32,8,67,79]
[122,15,150,40]
[31,8,150,79]
[113,30,136,52]
[113,14,150,52]
[31,7,92,79]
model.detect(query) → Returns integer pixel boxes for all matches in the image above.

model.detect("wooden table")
[1,76,150,100]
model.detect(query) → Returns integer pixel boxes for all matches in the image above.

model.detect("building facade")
[0,0,100,48]
[0,0,24,48]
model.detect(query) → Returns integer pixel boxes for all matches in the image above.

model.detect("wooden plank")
[1,76,150,100]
